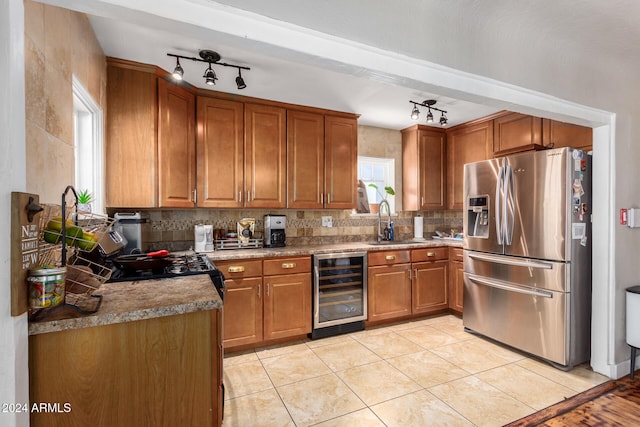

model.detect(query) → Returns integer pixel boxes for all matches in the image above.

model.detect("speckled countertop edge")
[29,275,222,336]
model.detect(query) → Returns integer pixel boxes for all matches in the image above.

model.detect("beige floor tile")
[312,339,382,371]
[223,388,294,427]
[387,350,470,388]
[430,321,475,341]
[476,363,577,410]
[261,347,332,387]
[430,376,535,427]
[224,359,273,399]
[277,373,366,426]
[516,358,609,392]
[468,336,528,363]
[353,331,425,359]
[429,340,517,374]
[396,325,461,348]
[255,340,308,360]
[313,408,385,427]
[224,350,258,367]
[371,390,474,427]
[305,333,355,349]
[410,314,462,327]
[336,360,422,406]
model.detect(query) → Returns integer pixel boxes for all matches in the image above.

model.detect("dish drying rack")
[34,186,114,316]
[214,238,263,250]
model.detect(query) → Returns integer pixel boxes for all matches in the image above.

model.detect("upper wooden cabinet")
[105,62,158,207]
[402,125,446,211]
[158,78,196,208]
[493,112,543,155]
[542,118,592,150]
[287,112,358,209]
[446,120,493,209]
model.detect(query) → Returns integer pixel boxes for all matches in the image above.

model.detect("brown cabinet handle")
[257,283,261,298]
[281,262,296,269]
[427,252,436,257]
[228,266,245,273]
[385,255,396,261]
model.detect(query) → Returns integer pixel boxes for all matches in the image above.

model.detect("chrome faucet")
[377,199,391,242]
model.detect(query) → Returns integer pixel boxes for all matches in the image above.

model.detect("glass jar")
[28,267,66,309]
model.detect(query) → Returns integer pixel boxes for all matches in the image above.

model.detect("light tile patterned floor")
[222,315,608,427]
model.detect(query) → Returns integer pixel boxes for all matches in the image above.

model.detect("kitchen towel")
[414,216,424,240]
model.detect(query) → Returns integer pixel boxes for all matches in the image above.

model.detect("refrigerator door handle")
[495,165,504,245]
[504,164,514,245]
[468,252,553,270]
[467,273,553,298]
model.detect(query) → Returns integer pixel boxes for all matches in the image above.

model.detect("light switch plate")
[321,216,333,227]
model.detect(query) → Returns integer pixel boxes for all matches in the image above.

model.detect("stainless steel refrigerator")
[463,147,592,369]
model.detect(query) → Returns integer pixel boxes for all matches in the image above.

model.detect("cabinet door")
[493,112,542,155]
[402,126,446,210]
[367,264,411,322]
[245,103,287,208]
[412,260,448,314]
[447,120,493,209]
[197,96,244,208]
[542,118,593,150]
[263,272,312,340]
[449,261,464,313]
[325,115,358,209]
[224,277,263,348]
[287,110,324,209]
[105,64,157,207]
[157,79,196,208]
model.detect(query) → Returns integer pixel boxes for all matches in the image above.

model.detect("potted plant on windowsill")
[77,189,93,213]
[368,184,395,214]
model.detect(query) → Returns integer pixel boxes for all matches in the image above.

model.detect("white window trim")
[356,155,396,215]
[72,75,104,213]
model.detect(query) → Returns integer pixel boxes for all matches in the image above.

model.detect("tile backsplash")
[108,208,463,251]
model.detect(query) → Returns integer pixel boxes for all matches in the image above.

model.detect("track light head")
[235,69,246,90]
[411,105,420,120]
[439,112,448,126]
[172,58,184,80]
[426,109,434,123]
[203,65,217,85]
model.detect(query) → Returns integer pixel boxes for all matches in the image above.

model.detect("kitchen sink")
[367,240,417,246]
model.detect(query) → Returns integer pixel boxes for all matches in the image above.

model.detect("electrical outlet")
[321,216,333,227]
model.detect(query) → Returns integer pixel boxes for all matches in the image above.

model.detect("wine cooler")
[311,252,367,339]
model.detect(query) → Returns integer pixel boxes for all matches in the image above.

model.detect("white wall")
[0,1,29,426]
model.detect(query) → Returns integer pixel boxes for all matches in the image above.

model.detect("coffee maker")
[264,214,286,247]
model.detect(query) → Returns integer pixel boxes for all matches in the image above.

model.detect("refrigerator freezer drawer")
[464,250,570,293]
[463,272,568,366]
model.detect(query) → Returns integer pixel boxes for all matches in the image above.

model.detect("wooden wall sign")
[11,192,43,316]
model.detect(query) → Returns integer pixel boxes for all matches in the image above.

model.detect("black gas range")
[107,253,225,300]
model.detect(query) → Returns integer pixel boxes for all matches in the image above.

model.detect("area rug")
[505,376,640,426]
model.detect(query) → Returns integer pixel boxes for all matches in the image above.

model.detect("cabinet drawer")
[263,256,311,276]
[449,247,464,262]
[216,259,263,278]
[411,247,448,262]
[368,250,411,266]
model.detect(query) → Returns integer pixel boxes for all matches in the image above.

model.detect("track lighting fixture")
[166,49,250,89]
[409,99,448,126]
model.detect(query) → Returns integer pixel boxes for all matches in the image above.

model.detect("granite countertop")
[28,274,222,336]
[205,238,464,261]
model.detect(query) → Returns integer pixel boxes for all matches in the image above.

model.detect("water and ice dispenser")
[467,196,489,238]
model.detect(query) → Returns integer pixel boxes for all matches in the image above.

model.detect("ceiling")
[46,0,640,130]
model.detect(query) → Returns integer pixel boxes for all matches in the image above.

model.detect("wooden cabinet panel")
[224,277,263,347]
[105,64,157,207]
[325,115,358,209]
[412,260,448,314]
[216,259,263,278]
[287,110,325,209]
[244,103,287,208]
[158,79,196,207]
[542,118,593,150]
[367,264,412,322]
[402,126,446,210]
[368,250,411,266]
[263,272,312,339]
[196,96,244,208]
[29,311,219,427]
[263,256,311,275]
[449,259,464,313]
[447,120,493,209]
[411,247,449,262]
[493,112,542,154]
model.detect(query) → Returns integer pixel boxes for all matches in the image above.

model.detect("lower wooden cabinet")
[448,247,464,313]
[412,260,449,314]
[29,310,222,427]
[219,256,311,349]
[367,262,412,322]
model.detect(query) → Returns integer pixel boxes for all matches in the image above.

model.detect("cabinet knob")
[385,255,396,261]
[228,266,245,273]
[281,262,296,269]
